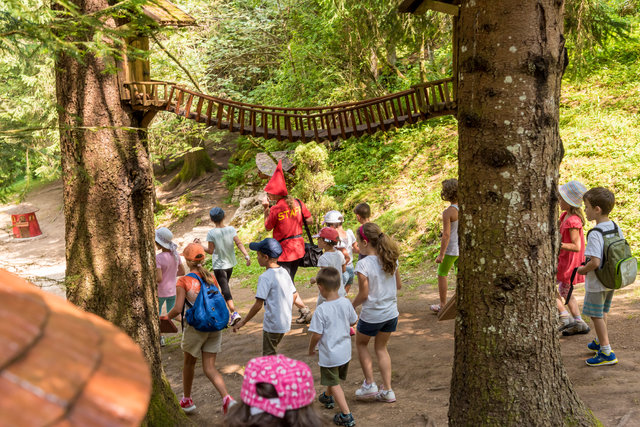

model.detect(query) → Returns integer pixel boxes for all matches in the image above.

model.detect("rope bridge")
[122,78,456,142]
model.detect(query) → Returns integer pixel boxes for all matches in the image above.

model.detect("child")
[163,243,236,414]
[308,267,358,427]
[324,210,357,294]
[198,207,251,327]
[224,355,324,427]
[431,179,458,314]
[352,222,401,403]
[310,227,346,306]
[233,238,300,356]
[555,181,589,336]
[577,187,622,366]
[155,227,185,346]
[353,203,370,261]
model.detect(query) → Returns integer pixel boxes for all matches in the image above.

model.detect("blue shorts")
[583,290,614,318]
[357,317,398,337]
[343,265,355,286]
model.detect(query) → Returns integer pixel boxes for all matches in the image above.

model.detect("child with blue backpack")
[163,243,236,414]
[233,238,301,356]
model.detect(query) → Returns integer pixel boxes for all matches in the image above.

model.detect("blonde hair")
[360,223,400,275]
[186,259,216,285]
[566,206,586,227]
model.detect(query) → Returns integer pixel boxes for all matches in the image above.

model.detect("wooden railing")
[122,78,456,142]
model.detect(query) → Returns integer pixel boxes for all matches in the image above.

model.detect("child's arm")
[177,262,185,276]
[352,241,360,254]
[577,257,600,275]
[560,228,581,252]
[308,332,322,355]
[165,287,187,320]
[234,235,251,266]
[395,269,402,290]
[194,237,215,255]
[233,298,264,332]
[436,207,454,263]
[352,273,369,309]
[156,267,163,284]
[338,247,350,269]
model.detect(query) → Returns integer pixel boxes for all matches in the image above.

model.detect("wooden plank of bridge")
[389,99,400,128]
[430,85,440,112]
[216,103,224,129]
[299,116,307,143]
[338,112,347,140]
[286,116,293,141]
[262,112,268,139]
[184,94,194,118]
[175,90,184,116]
[195,97,204,122]
[251,111,257,137]
[205,100,213,126]
[376,103,386,131]
[239,109,245,135]
[276,115,282,141]
[228,106,234,131]
[165,85,175,112]
[364,106,373,133]
[350,110,359,137]
[405,94,415,124]
[311,116,320,142]
[443,81,452,106]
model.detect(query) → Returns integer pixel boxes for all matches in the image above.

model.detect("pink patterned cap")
[241,355,316,418]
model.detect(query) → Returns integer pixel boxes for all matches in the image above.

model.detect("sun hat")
[182,243,205,262]
[155,227,177,251]
[209,207,225,223]
[241,355,316,418]
[249,238,283,259]
[323,210,343,224]
[264,160,288,196]
[312,227,339,243]
[559,180,587,208]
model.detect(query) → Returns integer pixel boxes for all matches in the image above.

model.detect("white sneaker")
[355,380,378,399]
[376,388,396,403]
[160,336,166,347]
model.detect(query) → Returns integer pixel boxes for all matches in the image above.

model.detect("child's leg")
[329,384,350,415]
[355,332,374,384]
[374,332,393,391]
[202,351,230,398]
[183,352,197,397]
[567,295,581,319]
[437,275,448,307]
[263,332,284,356]
[591,317,609,346]
[214,269,237,312]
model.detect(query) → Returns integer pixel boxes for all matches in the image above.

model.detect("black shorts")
[213,268,233,301]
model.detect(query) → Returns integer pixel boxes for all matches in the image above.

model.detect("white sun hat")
[155,227,177,251]
[323,210,344,225]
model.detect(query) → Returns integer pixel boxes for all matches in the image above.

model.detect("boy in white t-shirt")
[233,238,299,356]
[577,187,624,366]
[309,267,358,427]
[310,227,346,306]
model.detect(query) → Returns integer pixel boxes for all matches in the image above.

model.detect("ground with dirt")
[1,151,639,427]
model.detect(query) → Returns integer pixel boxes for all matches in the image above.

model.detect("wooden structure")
[8,204,42,238]
[118,0,462,142]
[0,269,151,426]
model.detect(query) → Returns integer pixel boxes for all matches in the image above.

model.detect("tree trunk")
[166,141,216,190]
[55,1,188,424]
[450,0,596,425]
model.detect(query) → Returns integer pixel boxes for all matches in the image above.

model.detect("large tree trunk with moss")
[55,1,188,424]
[166,141,216,190]
[450,0,596,425]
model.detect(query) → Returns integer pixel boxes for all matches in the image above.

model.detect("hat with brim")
[312,227,339,243]
[182,243,205,262]
[249,238,283,259]
[559,180,587,208]
[323,210,343,225]
[155,227,177,251]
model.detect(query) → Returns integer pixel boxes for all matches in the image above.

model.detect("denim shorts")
[357,316,398,337]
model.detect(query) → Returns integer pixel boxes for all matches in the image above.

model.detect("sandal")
[430,304,441,314]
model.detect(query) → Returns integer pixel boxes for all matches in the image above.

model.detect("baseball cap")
[241,355,315,418]
[323,210,343,224]
[209,207,225,223]
[182,243,205,262]
[249,238,283,259]
[559,180,587,208]
[312,227,339,243]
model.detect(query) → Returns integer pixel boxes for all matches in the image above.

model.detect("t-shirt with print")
[264,198,311,262]
[156,251,180,298]
[336,229,357,267]
[206,226,238,270]
[557,212,585,285]
[176,272,216,305]
[309,297,358,368]
[317,250,346,300]
[354,255,399,323]
[255,267,297,333]
[584,220,624,293]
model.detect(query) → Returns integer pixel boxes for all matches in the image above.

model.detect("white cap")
[323,210,343,224]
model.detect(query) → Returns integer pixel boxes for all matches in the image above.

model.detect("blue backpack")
[183,273,229,332]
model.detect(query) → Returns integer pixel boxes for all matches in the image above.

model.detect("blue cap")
[249,238,283,259]
[209,207,225,223]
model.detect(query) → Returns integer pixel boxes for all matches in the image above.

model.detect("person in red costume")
[262,160,313,324]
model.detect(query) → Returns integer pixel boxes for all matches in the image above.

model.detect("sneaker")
[587,339,600,352]
[376,388,396,403]
[334,412,356,426]
[160,336,166,347]
[222,395,237,415]
[229,311,242,327]
[430,304,441,314]
[586,351,618,366]
[295,307,312,324]
[318,392,335,409]
[180,397,196,413]
[562,320,590,336]
[355,380,378,399]
[557,315,576,332]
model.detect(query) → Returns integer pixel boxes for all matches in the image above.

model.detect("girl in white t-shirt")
[352,222,401,404]
[324,210,358,294]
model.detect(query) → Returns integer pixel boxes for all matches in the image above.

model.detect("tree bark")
[55,1,188,424]
[450,0,596,425]
[166,141,216,190]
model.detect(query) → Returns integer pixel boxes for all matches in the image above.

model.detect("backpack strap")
[182,272,205,331]
[296,198,315,244]
[565,263,585,305]
[586,222,620,267]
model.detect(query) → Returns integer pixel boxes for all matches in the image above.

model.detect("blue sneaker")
[334,412,356,426]
[318,392,335,409]
[586,351,618,366]
[587,339,600,352]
